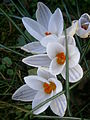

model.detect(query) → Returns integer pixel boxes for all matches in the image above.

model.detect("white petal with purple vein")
[12,84,37,101]
[48,8,63,36]
[50,94,67,117]
[24,75,49,90]
[22,17,46,41]
[22,54,51,67]
[32,90,53,114]
[21,42,46,54]
[61,64,83,83]
[36,2,52,29]
[37,67,55,80]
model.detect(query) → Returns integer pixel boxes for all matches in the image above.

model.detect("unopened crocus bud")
[75,13,90,38]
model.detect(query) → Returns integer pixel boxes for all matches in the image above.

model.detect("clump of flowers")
[12,2,90,117]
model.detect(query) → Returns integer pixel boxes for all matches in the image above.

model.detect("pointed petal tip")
[37,2,43,7]
[22,17,28,23]
[21,46,29,53]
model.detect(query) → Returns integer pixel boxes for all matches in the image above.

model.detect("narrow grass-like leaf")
[71,93,83,118]
[62,0,72,23]
[64,25,72,116]
[75,0,80,17]
[0,44,25,57]
[75,103,90,116]
[0,101,89,120]
[33,115,89,120]
[10,0,24,17]
[0,100,29,113]
[0,12,22,20]
[18,0,30,17]
[80,40,90,62]
[0,7,30,42]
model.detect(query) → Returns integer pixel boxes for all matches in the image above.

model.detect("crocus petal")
[62,20,78,36]
[22,17,46,41]
[22,54,51,67]
[47,42,65,59]
[32,90,53,114]
[48,78,62,94]
[50,94,67,117]
[79,13,90,27]
[68,45,77,57]
[24,75,49,90]
[37,67,56,80]
[61,64,83,82]
[40,34,58,47]
[58,36,76,47]
[48,8,63,36]
[76,13,90,38]
[50,57,65,75]
[69,46,80,68]
[36,2,52,29]
[12,84,37,101]
[21,42,46,54]
[76,27,90,38]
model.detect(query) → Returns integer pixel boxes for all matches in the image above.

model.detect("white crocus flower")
[12,68,67,117]
[74,13,90,38]
[21,2,63,54]
[22,43,83,83]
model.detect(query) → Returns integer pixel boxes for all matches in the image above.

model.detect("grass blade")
[33,115,89,120]
[75,103,90,116]
[0,12,22,20]
[0,44,25,57]
[10,0,25,16]
[18,0,30,17]
[65,25,72,116]
[80,40,90,62]
[0,7,30,42]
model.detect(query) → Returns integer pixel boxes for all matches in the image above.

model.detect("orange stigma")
[45,32,51,36]
[56,52,66,65]
[43,82,56,94]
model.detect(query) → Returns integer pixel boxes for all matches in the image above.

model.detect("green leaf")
[0,64,6,72]
[7,69,14,76]
[2,57,12,67]
[17,35,26,46]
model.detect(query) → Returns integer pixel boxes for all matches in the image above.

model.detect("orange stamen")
[45,32,51,36]
[56,52,66,65]
[43,82,56,94]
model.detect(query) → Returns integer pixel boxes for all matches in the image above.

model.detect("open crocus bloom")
[21,2,63,54]
[22,43,83,83]
[74,13,90,38]
[12,68,67,117]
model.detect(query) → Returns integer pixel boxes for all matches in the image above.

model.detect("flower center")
[45,32,51,36]
[81,24,89,30]
[43,81,56,94]
[56,52,66,65]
